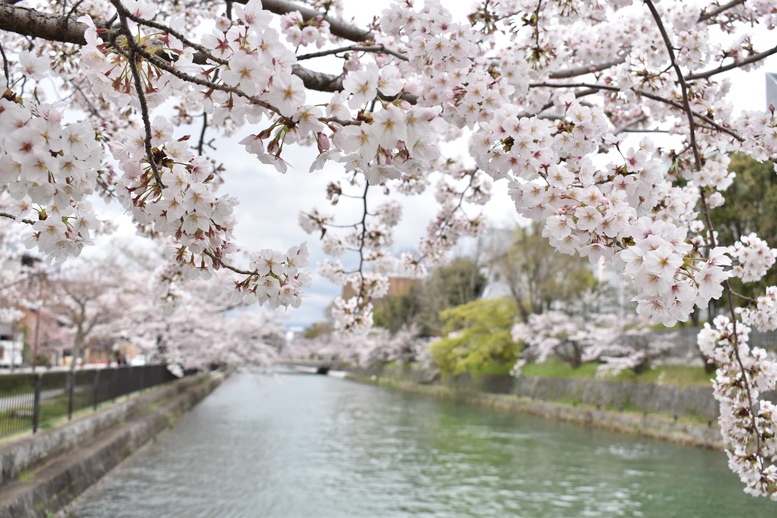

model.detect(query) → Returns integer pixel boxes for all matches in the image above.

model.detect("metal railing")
[0,365,179,438]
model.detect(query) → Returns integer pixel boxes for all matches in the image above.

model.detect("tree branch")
[0,3,97,45]
[644,0,701,170]
[236,0,372,43]
[297,44,407,62]
[698,0,747,22]
[0,3,371,96]
[548,57,626,79]
[529,81,744,141]
[686,45,777,81]
[110,0,166,189]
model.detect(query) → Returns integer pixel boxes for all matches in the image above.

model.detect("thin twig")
[203,249,255,276]
[0,42,9,89]
[698,0,747,22]
[644,0,701,170]
[0,212,34,224]
[356,181,369,303]
[686,45,777,81]
[297,44,408,62]
[110,0,166,189]
[197,112,208,156]
[548,57,626,79]
[529,81,744,141]
[115,6,229,66]
[699,185,764,474]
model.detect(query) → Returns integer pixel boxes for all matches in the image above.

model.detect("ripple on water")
[70,374,777,518]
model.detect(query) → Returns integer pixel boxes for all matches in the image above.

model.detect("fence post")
[67,370,75,420]
[92,369,101,411]
[112,366,119,401]
[32,373,42,433]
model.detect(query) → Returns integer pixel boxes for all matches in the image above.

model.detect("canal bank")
[345,367,728,449]
[0,371,225,518]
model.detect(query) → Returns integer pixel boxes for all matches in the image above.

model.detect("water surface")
[69,373,776,517]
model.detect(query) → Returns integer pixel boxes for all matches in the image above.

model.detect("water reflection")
[69,373,776,518]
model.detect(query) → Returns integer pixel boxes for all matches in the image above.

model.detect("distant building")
[0,323,23,369]
[767,72,777,109]
[341,276,418,300]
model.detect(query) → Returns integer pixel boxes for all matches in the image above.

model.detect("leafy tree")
[0,0,775,497]
[710,154,777,300]
[482,224,598,321]
[373,257,486,336]
[430,298,520,376]
[302,321,332,339]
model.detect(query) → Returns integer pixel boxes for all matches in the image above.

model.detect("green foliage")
[485,223,598,321]
[303,321,332,339]
[520,358,600,379]
[710,153,777,300]
[373,257,486,335]
[519,358,713,386]
[429,256,488,309]
[373,290,422,334]
[430,298,521,376]
[466,362,514,375]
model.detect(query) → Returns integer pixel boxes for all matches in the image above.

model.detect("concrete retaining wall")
[467,373,720,421]
[346,367,750,448]
[0,371,225,518]
[351,367,722,419]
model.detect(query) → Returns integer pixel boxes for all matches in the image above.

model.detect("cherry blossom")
[0,0,775,497]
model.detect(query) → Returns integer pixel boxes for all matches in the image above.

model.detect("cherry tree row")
[0,0,775,497]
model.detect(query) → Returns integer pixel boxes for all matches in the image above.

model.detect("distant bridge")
[276,359,336,375]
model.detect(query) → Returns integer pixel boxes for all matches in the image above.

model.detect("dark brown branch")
[290,63,343,92]
[548,57,626,79]
[236,0,372,43]
[686,45,777,80]
[0,212,33,224]
[0,42,8,88]
[297,44,407,62]
[0,3,98,45]
[698,0,747,22]
[0,3,372,97]
[197,112,208,156]
[110,0,166,189]
[529,81,744,141]
[644,0,701,170]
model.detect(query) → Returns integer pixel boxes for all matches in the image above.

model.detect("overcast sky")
[94,1,777,330]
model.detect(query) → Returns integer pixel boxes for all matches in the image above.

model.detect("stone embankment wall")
[346,367,743,449]
[0,371,225,518]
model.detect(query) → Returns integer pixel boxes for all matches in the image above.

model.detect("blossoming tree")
[0,0,776,498]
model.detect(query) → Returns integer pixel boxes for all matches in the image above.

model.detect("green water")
[69,373,776,517]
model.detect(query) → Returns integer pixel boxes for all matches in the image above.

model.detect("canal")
[69,373,776,517]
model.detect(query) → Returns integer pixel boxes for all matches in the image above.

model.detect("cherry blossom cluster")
[280,11,331,48]
[512,310,671,377]
[285,323,431,368]
[698,316,777,500]
[120,261,283,373]
[1,0,777,497]
[739,287,777,332]
[0,87,103,262]
[238,243,311,309]
[729,233,777,283]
